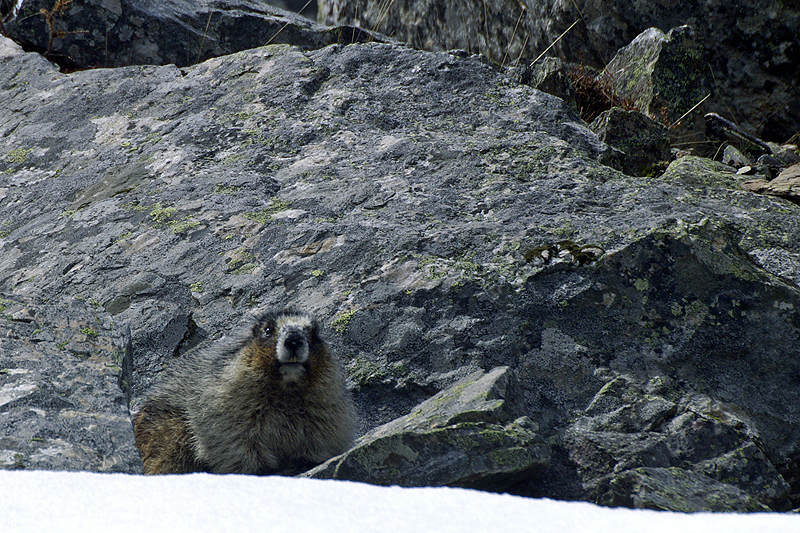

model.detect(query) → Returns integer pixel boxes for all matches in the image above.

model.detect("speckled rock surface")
[0,34,799,510]
[0,294,140,472]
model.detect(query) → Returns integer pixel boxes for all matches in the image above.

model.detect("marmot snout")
[133,308,357,475]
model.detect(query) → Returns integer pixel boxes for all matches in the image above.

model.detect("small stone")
[722,145,751,168]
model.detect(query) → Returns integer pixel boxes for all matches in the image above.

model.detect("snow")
[1,470,798,533]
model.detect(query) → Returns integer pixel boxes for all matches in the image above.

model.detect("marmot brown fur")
[133,308,357,475]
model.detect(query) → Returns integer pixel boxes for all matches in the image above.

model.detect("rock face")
[1,0,380,69]
[1,29,799,512]
[0,294,140,472]
[319,0,800,141]
[567,374,789,511]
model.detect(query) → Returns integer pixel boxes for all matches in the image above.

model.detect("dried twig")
[704,112,772,153]
[39,0,87,58]
[196,10,214,64]
[501,7,526,68]
[531,19,579,66]
[668,93,710,130]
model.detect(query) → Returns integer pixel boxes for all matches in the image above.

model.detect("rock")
[305,367,550,492]
[589,108,670,176]
[507,57,578,112]
[1,34,800,510]
[756,154,788,180]
[721,145,751,169]
[565,374,790,511]
[599,26,711,139]
[773,145,800,166]
[319,0,800,140]
[2,0,382,69]
[697,441,792,509]
[597,467,771,512]
[741,163,800,205]
[0,294,140,472]
[660,155,743,189]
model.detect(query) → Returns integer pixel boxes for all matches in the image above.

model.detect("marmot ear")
[310,319,321,341]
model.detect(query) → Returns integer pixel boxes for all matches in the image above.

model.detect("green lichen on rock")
[5,147,33,164]
[165,215,201,234]
[80,327,99,337]
[148,204,177,224]
[243,199,292,224]
[227,249,257,275]
[333,309,357,334]
[348,355,389,386]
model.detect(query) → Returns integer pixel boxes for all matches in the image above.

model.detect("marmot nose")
[284,333,304,355]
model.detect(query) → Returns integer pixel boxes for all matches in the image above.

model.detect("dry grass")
[565,63,637,123]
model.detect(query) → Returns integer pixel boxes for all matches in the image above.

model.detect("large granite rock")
[319,0,800,141]
[0,33,799,511]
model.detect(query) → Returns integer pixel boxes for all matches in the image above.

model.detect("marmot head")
[246,308,325,385]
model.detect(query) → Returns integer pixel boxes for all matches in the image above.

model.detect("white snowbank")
[1,470,798,533]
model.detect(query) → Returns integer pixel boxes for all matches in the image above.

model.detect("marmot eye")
[255,322,273,339]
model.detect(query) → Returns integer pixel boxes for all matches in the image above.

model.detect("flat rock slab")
[305,367,550,491]
[741,163,800,205]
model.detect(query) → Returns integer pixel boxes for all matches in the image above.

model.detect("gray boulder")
[589,108,670,176]
[306,367,550,491]
[1,33,799,511]
[598,26,711,138]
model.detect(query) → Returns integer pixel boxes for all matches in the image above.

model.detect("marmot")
[133,308,357,475]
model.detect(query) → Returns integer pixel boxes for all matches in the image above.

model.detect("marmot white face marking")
[273,314,314,383]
